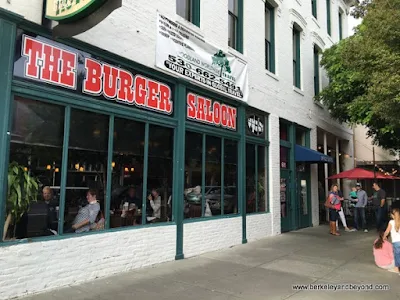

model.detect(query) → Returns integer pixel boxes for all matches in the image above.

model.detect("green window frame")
[338,11,343,40]
[176,0,200,27]
[228,0,243,53]
[312,0,317,19]
[265,3,275,73]
[293,27,301,89]
[313,46,320,96]
[326,0,331,36]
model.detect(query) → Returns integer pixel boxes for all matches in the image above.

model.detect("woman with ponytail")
[383,208,400,273]
[373,229,396,272]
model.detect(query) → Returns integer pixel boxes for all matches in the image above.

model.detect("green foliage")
[316,0,400,151]
[7,162,39,224]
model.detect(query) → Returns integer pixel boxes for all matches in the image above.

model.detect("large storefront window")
[184,132,239,219]
[245,112,269,214]
[5,97,64,240]
[64,109,109,234]
[110,118,145,228]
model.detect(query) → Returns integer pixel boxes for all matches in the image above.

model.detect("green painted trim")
[46,0,107,23]
[266,3,275,74]
[313,47,320,96]
[183,214,240,224]
[186,123,240,140]
[173,83,185,260]
[57,106,71,235]
[0,19,16,241]
[305,129,311,148]
[246,136,269,146]
[192,0,201,27]
[294,28,301,89]
[255,145,259,212]
[312,0,318,19]
[237,0,244,53]
[0,221,177,247]
[326,0,331,36]
[289,123,297,231]
[105,115,114,229]
[280,140,292,148]
[221,138,225,215]
[141,123,149,226]
[12,80,178,128]
[238,106,246,243]
[338,11,343,40]
[201,133,206,217]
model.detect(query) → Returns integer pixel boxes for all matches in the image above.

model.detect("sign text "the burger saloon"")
[187,93,237,130]
[21,35,173,114]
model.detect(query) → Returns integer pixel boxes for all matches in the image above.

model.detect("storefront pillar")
[0,17,17,241]
[335,137,340,187]
[289,123,296,230]
[238,106,247,244]
[173,82,186,260]
[323,131,329,221]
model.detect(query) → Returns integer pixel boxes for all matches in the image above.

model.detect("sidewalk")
[21,226,399,300]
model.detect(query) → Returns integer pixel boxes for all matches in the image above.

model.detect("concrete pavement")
[20,225,400,300]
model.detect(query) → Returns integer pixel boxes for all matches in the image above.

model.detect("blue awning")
[295,144,334,164]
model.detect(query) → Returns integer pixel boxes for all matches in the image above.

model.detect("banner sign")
[156,13,249,102]
[187,93,237,131]
[13,33,173,115]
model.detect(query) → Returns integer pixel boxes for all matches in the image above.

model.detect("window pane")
[258,146,267,212]
[296,129,306,146]
[229,0,238,14]
[177,0,191,21]
[5,97,64,240]
[205,136,222,216]
[184,131,203,219]
[280,122,288,141]
[110,118,145,228]
[146,125,174,224]
[224,139,238,214]
[246,143,256,213]
[265,8,271,42]
[280,146,289,169]
[64,109,109,234]
[228,13,237,49]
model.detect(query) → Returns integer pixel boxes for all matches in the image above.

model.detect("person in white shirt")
[148,189,161,220]
[383,207,400,273]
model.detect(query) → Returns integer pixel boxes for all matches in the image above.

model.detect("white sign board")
[155,13,249,102]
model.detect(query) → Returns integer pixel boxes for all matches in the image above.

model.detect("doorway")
[280,169,291,232]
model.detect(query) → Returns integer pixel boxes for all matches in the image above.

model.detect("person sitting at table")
[125,187,142,209]
[67,189,100,234]
[147,188,161,221]
[42,186,58,234]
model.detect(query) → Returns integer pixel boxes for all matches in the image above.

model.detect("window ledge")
[183,214,241,224]
[228,47,247,63]
[266,70,279,81]
[293,86,304,96]
[246,211,270,216]
[327,34,334,44]
[312,17,320,28]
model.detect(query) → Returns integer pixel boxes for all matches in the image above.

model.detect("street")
[21,225,400,300]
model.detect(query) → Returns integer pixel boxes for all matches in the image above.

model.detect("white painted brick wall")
[183,217,242,258]
[0,226,176,300]
[246,213,273,242]
[0,0,43,24]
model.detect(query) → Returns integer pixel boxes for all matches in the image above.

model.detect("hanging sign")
[156,13,249,102]
[247,115,264,136]
[14,34,173,115]
[187,93,237,131]
[45,0,107,23]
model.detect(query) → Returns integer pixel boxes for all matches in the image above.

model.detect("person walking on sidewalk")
[372,182,387,231]
[354,183,368,232]
[325,184,341,236]
[383,208,400,273]
[336,189,352,232]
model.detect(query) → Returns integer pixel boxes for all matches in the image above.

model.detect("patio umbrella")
[327,168,400,180]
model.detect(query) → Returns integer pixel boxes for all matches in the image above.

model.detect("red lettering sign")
[186,93,237,130]
[20,35,173,115]
[22,35,77,89]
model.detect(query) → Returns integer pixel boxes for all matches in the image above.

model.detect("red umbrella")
[327,168,400,180]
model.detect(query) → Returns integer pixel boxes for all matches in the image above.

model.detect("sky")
[348,14,362,36]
